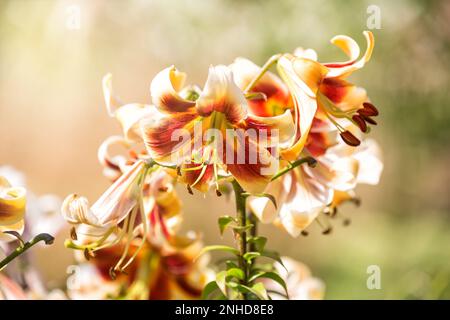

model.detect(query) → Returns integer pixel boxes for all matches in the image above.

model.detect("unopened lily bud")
[340,131,360,147]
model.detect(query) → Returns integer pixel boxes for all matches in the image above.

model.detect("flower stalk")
[0,233,54,271]
[231,179,249,299]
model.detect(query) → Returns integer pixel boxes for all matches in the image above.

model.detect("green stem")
[270,156,317,181]
[231,179,248,300]
[0,233,54,271]
[244,54,282,94]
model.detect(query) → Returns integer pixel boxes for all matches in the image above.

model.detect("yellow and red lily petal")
[0,178,26,226]
[324,31,375,78]
[306,118,338,157]
[223,137,277,194]
[150,66,196,114]
[277,55,328,161]
[230,57,291,117]
[240,109,295,148]
[140,110,200,164]
[319,78,367,111]
[196,65,248,125]
[0,177,26,241]
[179,162,214,193]
[91,160,147,226]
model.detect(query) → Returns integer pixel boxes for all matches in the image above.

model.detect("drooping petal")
[196,65,248,124]
[61,194,100,226]
[97,136,131,181]
[277,56,328,161]
[353,139,383,185]
[90,160,147,226]
[278,170,333,237]
[324,31,375,78]
[102,73,157,141]
[150,66,196,113]
[114,104,158,141]
[248,178,284,223]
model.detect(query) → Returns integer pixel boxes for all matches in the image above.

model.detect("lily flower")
[276,31,378,160]
[62,163,189,275]
[0,176,26,242]
[262,257,325,300]
[249,138,383,237]
[141,65,295,193]
[68,236,213,300]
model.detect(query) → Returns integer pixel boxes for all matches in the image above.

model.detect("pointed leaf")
[227,268,244,281]
[248,271,289,298]
[218,215,235,235]
[248,236,267,252]
[201,281,219,300]
[196,245,239,261]
[243,251,261,263]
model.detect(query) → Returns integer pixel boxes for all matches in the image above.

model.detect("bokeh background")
[1,0,449,299]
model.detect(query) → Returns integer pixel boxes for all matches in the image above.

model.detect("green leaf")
[196,245,239,261]
[232,224,254,234]
[215,271,228,297]
[227,267,244,280]
[201,281,219,300]
[226,260,238,270]
[235,283,269,300]
[248,236,267,252]
[218,216,235,235]
[248,271,289,298]
[243,251,261,263]
[261,250,288,272]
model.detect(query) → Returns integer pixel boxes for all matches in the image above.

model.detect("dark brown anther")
[84,248,91,261]
[215,189,222,197]
[301,230,309,236]
[362,102,379,116]
[176,166,182,176]
[352,114,368,133]
[352,197,361,207]
[361,115,377,125]
[158,186,168,192]
[70,226,78,241]
[340,131,361,147]
[322,227,333,235]
[187,184,193,195]
[343,218,351,226]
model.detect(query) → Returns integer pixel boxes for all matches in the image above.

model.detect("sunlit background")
[0,0,449,299]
